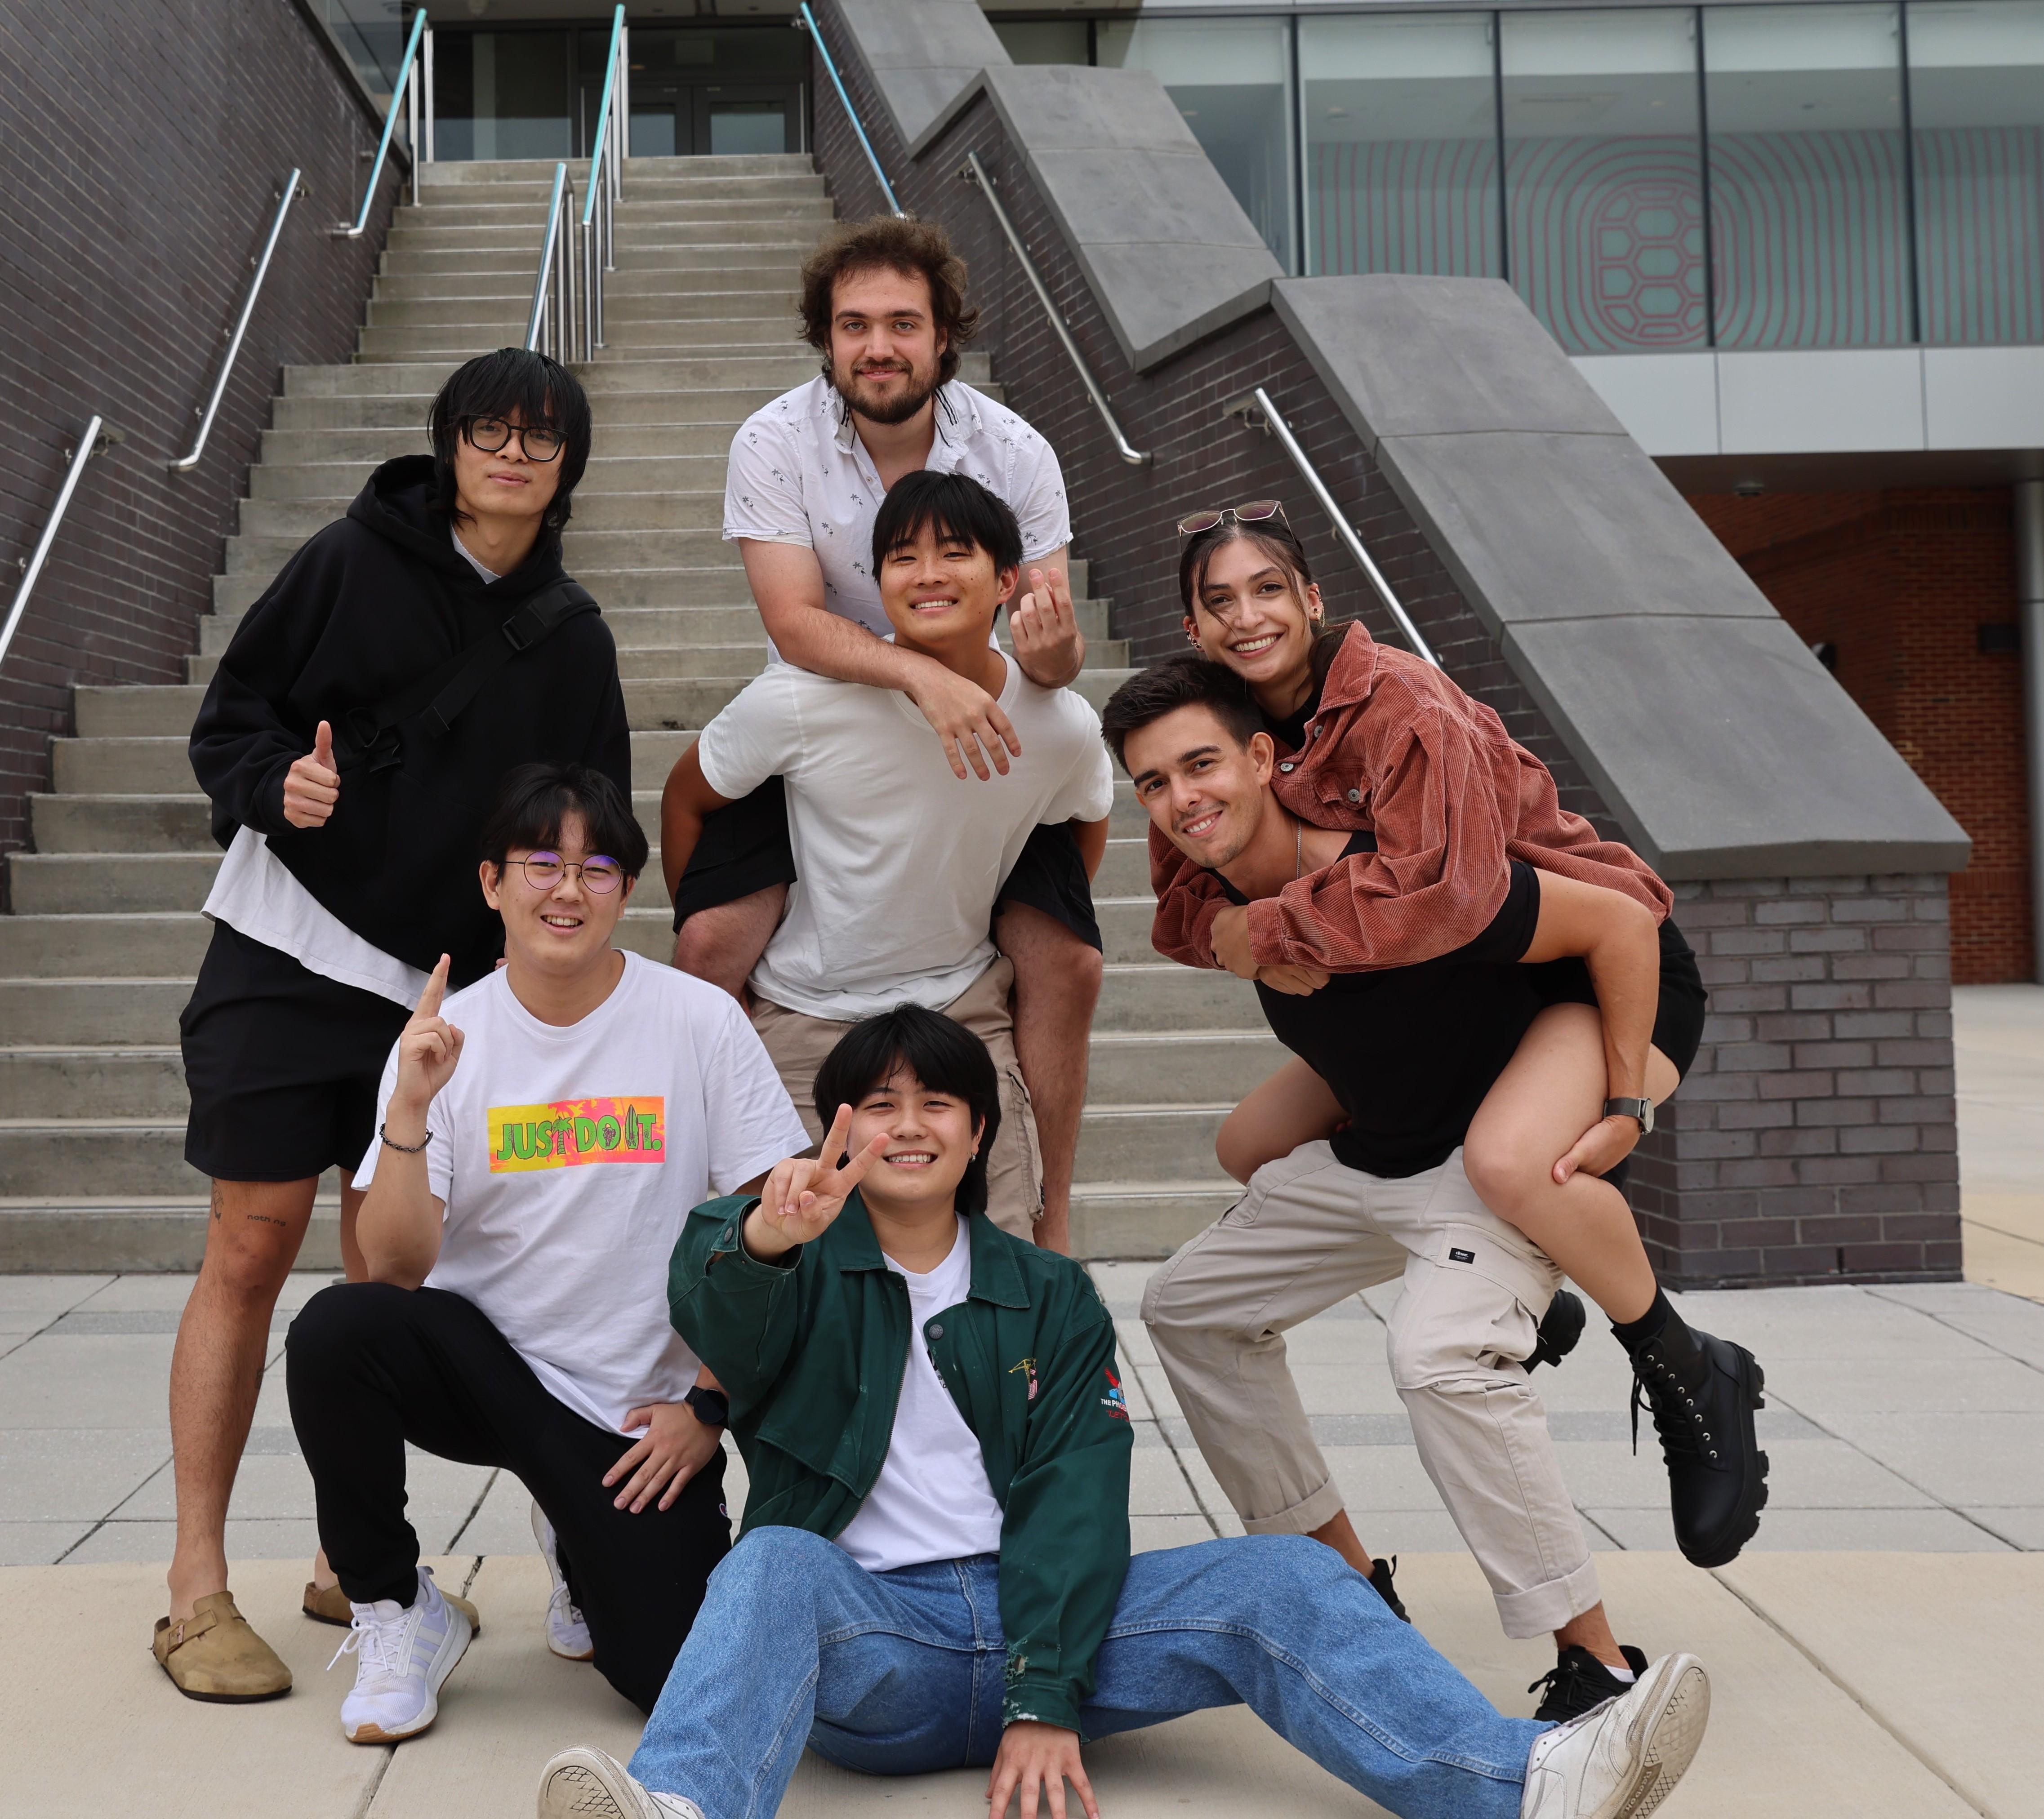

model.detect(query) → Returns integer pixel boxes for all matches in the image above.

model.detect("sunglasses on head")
[1176,499,1288,538]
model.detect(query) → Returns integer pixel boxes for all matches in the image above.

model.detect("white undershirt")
[833,1218,1006,1573]
[197,526,503,1006]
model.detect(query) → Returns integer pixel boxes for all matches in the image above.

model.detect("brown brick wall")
[808,5,1960,1284]
[0,0,397,897]
[1688,487,2031,983]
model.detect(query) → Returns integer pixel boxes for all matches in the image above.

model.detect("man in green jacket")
[535,1007,1710,1819]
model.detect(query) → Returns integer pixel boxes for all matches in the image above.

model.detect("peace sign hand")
[742,1105,889,1261]
[391,954,464,1122]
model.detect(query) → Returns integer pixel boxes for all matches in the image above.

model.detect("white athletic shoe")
[532,1499,596,1661]
[329,1565,473,1743]
[1520,1651,1710,1819]
[535,1745,703,1819]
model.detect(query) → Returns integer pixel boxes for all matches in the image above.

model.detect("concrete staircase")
[0,154,1271,1270]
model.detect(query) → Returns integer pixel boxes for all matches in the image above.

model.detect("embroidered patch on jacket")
[1009,1356,1039,1401]
[1100,1367,1129,1420]
[1448,1247,1476,1264]
[488,1098,666,1172]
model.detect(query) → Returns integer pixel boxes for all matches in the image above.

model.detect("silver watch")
[1604,1096,1654,1135]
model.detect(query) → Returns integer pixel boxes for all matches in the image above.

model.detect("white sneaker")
[1520,1651,1710,1819]
[535,1746,703,1819]
[329,1565,473,1744]
[531,1499,595,1662]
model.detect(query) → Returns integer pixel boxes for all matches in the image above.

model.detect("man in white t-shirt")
[285,764,808,1746]
[661,471,1113,1245]
[672,215,1104,1252]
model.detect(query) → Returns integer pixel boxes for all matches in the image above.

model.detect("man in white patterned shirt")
[666,216,1101,1253]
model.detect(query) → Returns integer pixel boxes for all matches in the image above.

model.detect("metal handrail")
[959,152,1150,468]
[1,419,115,674]
[1227,386,1438,667]
[525,163,584,364]
[796,2,904,218]
[578,4,628,354]
[336,10,428,237]
[171,172,304,473]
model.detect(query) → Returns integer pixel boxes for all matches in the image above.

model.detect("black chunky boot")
[1525,1288,1586,1373]
[1619,1293,1770,1567]
[1529,1644,1649,1722]
[1367,1556,1410,1623]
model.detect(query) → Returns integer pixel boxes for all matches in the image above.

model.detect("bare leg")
[1463,1003,1676,1326]
[309,1179,369,1597]
[1305,1508,1377,1580]
[167,1177,317,1619]
[993,903,1103,1254]
[670,885,786,1001]
[1555,1602,1627,1668]
[1216,1057,1346,1184]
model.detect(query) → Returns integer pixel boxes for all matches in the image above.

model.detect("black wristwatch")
[1604,1096,1654,1135]
[683,1385,730,1429]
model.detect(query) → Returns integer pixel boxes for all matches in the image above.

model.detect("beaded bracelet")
[379,1123,432,1154]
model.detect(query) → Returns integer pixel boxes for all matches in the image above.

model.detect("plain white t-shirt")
[694,651,1115,1021]
[196,525,506,1009]
[354,952,810,1435]
[722,377,1071,650]
[834,1218,1005,1572]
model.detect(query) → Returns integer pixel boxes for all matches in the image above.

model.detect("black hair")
[870,469,1024,579]
[478,762,649,880]
[428,348,593,535]
[1099,653,1266,774]
[812,1005,1002,1217]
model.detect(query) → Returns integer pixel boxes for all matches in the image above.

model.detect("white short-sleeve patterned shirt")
[722,374,1071,645]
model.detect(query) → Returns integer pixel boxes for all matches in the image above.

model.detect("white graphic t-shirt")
[354,952,810,1435]
[834,1218,1006,1572]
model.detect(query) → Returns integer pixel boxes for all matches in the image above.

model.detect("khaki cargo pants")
[1140,1139,1600,1639]
[749,956,1044,1242]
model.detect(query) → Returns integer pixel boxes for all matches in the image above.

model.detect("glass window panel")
[1098,18,1296,271]
[710,104,788,157]
[993,21,1092,66]
[1501,10,1706,352]
[321,1,407,109]
[435,31,572,162]
[1907,0,2044,343]
[1299,13,1501,280]
[1703,4,1910,347]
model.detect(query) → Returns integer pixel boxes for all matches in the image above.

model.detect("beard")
[832,356,941,426]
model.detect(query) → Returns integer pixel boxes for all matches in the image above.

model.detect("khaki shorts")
[749,956,1044,1241]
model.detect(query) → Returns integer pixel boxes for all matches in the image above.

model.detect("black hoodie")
[189,456,630,988]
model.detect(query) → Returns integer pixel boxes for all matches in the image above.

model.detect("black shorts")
[1532,915,1709,1079]
[180,920,411,1183]
[671,781,1102,952]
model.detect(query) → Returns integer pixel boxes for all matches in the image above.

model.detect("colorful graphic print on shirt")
[1100,1367,1129,1420]
[489,1097,665,1172]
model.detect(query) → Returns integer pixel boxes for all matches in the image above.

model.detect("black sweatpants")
[286,1282,731,1714]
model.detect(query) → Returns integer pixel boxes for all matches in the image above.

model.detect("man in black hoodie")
[160,349,627,1703]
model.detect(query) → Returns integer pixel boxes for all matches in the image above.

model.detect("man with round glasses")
[164,348,627,1703]
[284,762,809,1745]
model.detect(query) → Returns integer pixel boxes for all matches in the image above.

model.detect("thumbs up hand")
[282,719,341,828]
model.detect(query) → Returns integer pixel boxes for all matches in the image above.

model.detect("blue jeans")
[631,1530,1544,1819]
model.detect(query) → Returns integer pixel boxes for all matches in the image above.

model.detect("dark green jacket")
[669,1192,1133,1733]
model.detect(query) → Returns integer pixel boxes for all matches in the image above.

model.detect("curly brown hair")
[799,216,980,386]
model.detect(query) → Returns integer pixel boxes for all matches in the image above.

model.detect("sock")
[1611,1287,1672,1353]
[1605,1661,1637,1683]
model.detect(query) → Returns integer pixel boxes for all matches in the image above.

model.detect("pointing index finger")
[415,952,450,1019]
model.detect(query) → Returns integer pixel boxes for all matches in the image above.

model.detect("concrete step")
[1097,838,1150,899]
[1074,1103,1230,1184]
[1095,963,1261,1033]
[0,979,191,1045]
[597,289,798,323]
[201,598,762,656]
[597,318,804,350]
[6,854,222,915]
[52,738,198,795]
[1085,1027,1285,1103]
[27,794,211,854]
[1069,1181,1238,1260]
[607,222,826,251]
[614,197,833,225]
[0,1124,207,1198]
[606,262,806,294]
[284,362,452,399]
[0,913,210,979]
[0,1049,189,1121]
[574,355,830,391]
[186,635,762,688]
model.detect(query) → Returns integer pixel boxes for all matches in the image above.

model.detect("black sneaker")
[1368,1556,1410,1623]
[1529,1644,1649,1723]
[1630,1320,1770,1567]
[1525,1289,1586,1373]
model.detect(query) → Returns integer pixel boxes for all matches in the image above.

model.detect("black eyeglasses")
[1176,499,1287,538]
[463,416,566,463]
[507,852,624,894]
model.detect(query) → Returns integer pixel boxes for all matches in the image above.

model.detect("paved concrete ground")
[1,985,2038,1814]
